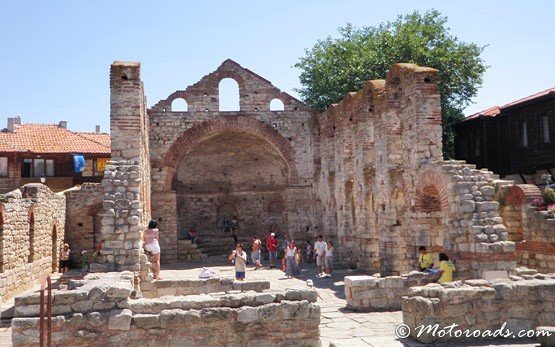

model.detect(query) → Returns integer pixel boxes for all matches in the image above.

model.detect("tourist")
[324,241,334,278]
[81,250,89,272]
[229,243,248,281]
[143,220,161,280]
[251,235,262,270]
[60,243,71,274]
[306,240,313,263]
[281,234,290,271]
[285,240,300,279]
[418,246,434,272]
[438,252,456,283]
[266,232,278,269]
[314,235,327,277]
[186,229,200,244]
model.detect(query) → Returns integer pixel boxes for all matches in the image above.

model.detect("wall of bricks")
[312,63,516,278]
[402,269,555,344]
[97,62,152,272]
[64,183,103,265]
[11,272,321,347]
[499,184,555,273]
[0,184,65,300]
[147,60,315,261]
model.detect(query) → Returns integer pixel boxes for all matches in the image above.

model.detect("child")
[418,246,434,271]
[228,244,247,281]
[324,241,334,278]
[438,252,456,283]
[81,250,89,272]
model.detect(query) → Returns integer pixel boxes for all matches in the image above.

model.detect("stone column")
[97,62,151,272]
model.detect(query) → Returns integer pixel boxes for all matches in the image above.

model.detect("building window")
[0,157,7,177]
[520,120,528,148]
[539,115,550,144]
[22,158,55,178]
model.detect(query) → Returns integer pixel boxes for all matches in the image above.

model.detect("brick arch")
[160,116,299,191]
[414,169,450,214]
[504,184,541,205]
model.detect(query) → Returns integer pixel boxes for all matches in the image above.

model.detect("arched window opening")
[171,98,188,112]
[270,98,285,111]
[51,225,57,272]
[28,212,35,263]
[219,78,240,111]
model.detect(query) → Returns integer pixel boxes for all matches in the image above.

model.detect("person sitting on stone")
[418,246,434,272]
[186,229,200,244]
[438,252,456,283]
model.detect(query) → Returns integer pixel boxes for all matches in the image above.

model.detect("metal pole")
[39,276,45,347]
[47,276,52,347]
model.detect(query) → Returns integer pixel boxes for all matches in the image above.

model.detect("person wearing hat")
[266,232,278,269]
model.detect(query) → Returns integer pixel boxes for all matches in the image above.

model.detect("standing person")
[285,240,300,279]
[143,220,161,280]
[438,253,456,283]
[306,241,313,263]
[229,244,248,281]
[324,241,335,278]
[281,234,290,271]
[251,235,262,270]
[418,246,434,271]
[314,235,327,277]
[266,232,278,269]
[59,243,71,274]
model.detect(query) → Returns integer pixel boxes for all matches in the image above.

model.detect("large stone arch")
[159,116,300,191]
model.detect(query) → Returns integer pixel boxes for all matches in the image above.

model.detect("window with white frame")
[539,114,550,144]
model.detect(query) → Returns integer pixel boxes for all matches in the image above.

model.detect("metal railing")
[39,275,52,347]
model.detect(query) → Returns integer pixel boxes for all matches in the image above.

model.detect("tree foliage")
[295,10,487,158]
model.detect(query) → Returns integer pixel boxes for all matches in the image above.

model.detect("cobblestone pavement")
[0,258,540,346]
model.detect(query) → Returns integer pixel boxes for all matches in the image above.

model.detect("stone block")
[237,306,259,324]
[108,308,132,331]
[132,313,160,329]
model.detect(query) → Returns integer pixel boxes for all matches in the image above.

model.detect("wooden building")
[0,117,110,194]
[455,88,555,182]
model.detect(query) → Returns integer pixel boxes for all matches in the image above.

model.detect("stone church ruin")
[4,59,555,346]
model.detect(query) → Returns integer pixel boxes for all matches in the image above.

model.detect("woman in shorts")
[59,243,71,274]
[143,220,161,280]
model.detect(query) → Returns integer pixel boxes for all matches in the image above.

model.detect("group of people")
[228,233,335,281]
[418,246,456,283]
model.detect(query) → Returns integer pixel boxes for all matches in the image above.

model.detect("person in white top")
[313,235,327,277]
[324,241,335,278]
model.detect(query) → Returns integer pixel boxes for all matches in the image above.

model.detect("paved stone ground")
[0,258,541,346]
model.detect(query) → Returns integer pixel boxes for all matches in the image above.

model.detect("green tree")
[295,10,487,159]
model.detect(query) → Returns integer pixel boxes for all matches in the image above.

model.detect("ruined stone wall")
[64,183,103,265]
[148,60,315,262]
[0,184,65,300]
[97,62,151,272]
[402,270,555,344]
[12,272,320,347]
[499,184,555,273]
[345,272,440,311]
[313,64,516,278]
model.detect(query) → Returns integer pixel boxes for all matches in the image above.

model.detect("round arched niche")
[174,130,289,193]
[174,130,290,241]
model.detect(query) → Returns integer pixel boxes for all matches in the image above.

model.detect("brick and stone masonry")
[0,184,65,300]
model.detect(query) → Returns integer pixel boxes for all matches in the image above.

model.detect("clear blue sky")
[1,1,554,132]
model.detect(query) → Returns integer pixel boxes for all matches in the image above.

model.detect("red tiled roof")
[502,87,555,109]
[0,124,110,154]
[463,87,555,122]
[465,106,501,121]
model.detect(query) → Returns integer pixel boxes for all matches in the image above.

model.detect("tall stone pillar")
[96,62,151,272]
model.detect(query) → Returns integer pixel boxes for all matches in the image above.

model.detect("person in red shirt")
[266,232,278,269]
